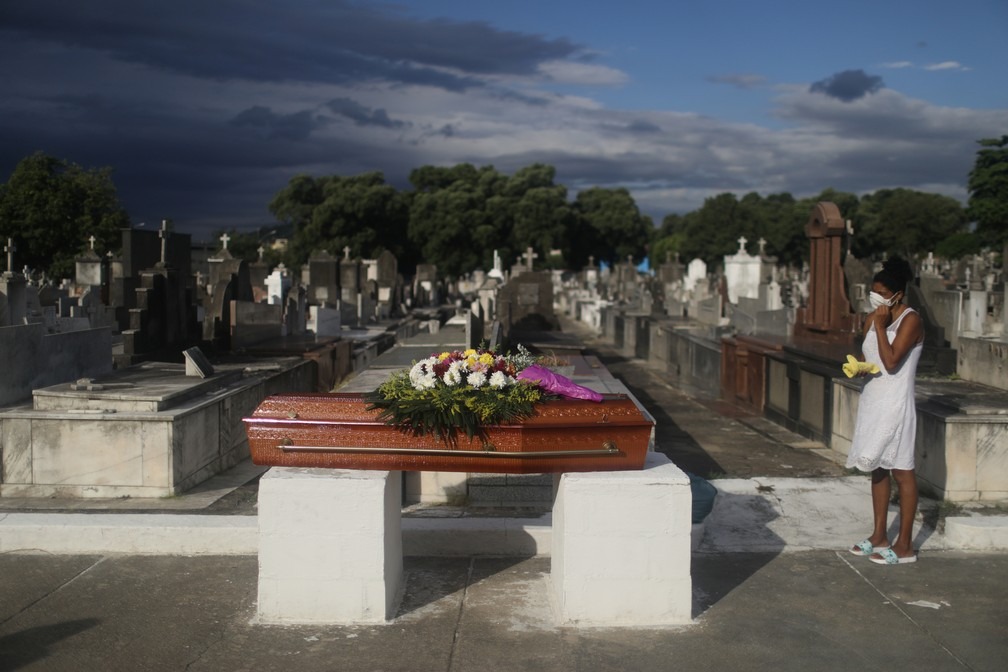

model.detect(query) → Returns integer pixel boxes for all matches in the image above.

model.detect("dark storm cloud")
[230,106,323,141]
[809,69,884,102]
[707,74,766,89]
[324,99,407,129]
[626,120,663,134]
[0,0,584,89]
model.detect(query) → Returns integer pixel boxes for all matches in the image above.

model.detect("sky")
[1,0,1006,242]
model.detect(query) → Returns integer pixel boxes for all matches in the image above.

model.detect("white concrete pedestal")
[552,452,692,626]
[256,467,402,624]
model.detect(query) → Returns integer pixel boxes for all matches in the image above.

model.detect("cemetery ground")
[2,323,1007,670]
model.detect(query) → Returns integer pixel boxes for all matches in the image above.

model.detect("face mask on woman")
[868,291,899,310]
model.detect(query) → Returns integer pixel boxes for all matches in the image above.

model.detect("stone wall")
[833,377,1008,502]
[957,336,1008,391]
[0,323,113,407]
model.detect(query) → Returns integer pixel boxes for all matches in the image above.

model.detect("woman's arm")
[873,307,923,373]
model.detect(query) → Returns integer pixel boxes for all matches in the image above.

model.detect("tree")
[0,152,129,279]
[270,171,410,269]
[408,183,487,277]
[676,193,742,264]
[854,188,966,258]
[573,187,651,265]
[967,135,1008,255]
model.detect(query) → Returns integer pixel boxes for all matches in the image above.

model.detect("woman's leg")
[868,468,891,547]
[889,468,918,557]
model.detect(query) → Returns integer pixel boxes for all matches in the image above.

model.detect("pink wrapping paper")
[517,364,604,402]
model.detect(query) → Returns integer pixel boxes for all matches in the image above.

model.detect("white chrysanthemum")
[443,361,464,386]
[488,371,511,389]
[467,371,487,388]
[409,358,438,390]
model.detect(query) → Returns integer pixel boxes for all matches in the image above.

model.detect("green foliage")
[0,152,129,278]
[270,171,410,270]
[366,370,545,444]
[935,232,982,260]
[967,135,1008,248]
[573,187,652,264]
[853,188,966,258]
[263,158,980,280]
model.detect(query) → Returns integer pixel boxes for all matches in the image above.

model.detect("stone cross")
[343,246,352,260]
[737,236,748,252]
[88,235,97,250]
[219,232,230,250]
[4,237,14,273]
[158,219,171,265]
[257,245,265,261]
[588,255,595,268]
[757,237,767,255]
[522,246,538,271]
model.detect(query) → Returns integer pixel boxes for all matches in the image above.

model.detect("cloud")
[230,106,323,140]
[537,60,629,86]
[0,0,586,91]
[924,61,968,71]
[0,2,1004,238]
[809,70,884,102]
[324,98,407,129]
[707,74,767,89]
[880,61,913,69]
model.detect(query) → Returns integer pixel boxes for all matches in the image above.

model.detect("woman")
[846,256,923,565]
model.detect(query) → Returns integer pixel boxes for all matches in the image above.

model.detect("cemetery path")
[558,316,850,481]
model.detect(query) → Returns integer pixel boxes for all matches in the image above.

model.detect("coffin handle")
[276,443,626,459]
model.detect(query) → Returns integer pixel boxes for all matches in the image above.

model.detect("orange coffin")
[243,392,653,473]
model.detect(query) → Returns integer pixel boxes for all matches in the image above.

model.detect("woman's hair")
[873,256,915,294]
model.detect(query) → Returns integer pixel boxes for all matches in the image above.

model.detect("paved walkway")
[2,320,1007,671]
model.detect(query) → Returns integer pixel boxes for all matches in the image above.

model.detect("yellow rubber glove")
[842,354,880,378]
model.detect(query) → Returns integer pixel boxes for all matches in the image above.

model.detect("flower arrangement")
[365,345,549,443]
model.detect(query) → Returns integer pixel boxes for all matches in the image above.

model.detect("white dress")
[846,308,923,472]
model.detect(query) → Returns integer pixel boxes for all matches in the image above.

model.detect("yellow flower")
[463,349,477,357]
[438,351,451,361]
[478,353,495,366]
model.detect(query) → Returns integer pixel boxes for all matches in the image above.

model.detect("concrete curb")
[944,515,1008,550]
[0,513,709,557]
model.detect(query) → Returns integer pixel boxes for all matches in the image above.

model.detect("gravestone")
[307,304,341,337]
[465,309,484,349]
[308,250,340,306]
[183,346,214,378]
[75,237,106,291]
[230,300,283,349]
[496,271,559,334]
[684,259,707,293]
[488,249,506,281]
[659,252,684,285]
[793,202,857,340]
[723,237,761,303]
[414,264,438,307]
[1,239,27,327]
[113,224,192,335]
[340,254,363,326]
[265,264,292,305]
[285,285,307,336]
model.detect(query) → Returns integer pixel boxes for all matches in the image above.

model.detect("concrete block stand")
[256,467,403,624]
[552,452,692,626]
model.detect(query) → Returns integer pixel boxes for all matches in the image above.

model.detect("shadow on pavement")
[0,618,101,670]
